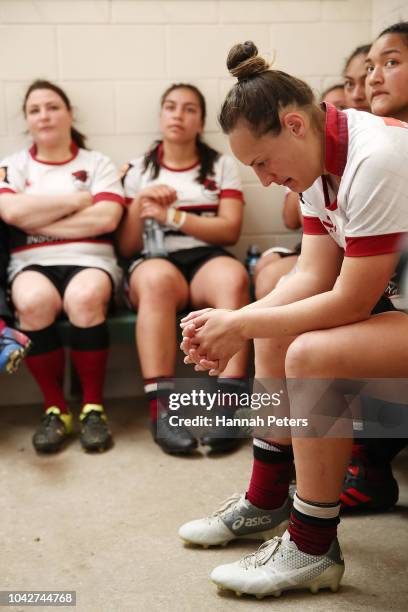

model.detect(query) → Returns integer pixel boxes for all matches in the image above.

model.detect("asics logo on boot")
[232,515,272,531]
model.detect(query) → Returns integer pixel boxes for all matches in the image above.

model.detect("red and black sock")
[23,324,67,412]
[288,492,340,555]
[70,322,109,407]
[246,438,294,510]
[144,377,175,423]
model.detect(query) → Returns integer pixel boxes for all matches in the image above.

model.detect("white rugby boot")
[210,530,345,599]
[178,493,290,548]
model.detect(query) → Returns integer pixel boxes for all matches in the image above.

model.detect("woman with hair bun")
[0,80,125,453]
[179,41,408,598]
[118,83,249,455]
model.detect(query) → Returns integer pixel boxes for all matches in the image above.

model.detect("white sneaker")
[210,530,345,598]
[178,493,290,548]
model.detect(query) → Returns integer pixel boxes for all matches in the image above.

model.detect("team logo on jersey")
[203,178,217,191]
[0,167,9,183]
[202,178,218,199]
[72,170,90,191]
[72,170,88,184]
[120,163,133,185]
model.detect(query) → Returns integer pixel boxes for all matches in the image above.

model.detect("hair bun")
[227,41,269,80]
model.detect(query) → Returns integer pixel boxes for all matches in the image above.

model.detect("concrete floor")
[1,399,407,612]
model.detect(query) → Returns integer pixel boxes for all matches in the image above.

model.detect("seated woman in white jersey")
[117,83,250,455]
[0,80,125,453]
[178,42,408,599]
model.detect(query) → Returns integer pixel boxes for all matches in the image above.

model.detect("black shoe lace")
[82,411,107,429]
[41,413,61,430]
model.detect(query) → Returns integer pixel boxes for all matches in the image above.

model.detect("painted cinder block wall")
[0,0,404,403]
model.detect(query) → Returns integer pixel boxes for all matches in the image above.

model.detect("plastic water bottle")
[245,244,261,278]
[143,218,168,259]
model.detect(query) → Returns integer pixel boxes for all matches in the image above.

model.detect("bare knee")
[255,336,293,378]
[220,269,250,307]
[13,286,60,329]
[285,333,326,378]
[130,268,182,308]
[255,268,279,299]
[254,253,281,278]
[65,282,110,326]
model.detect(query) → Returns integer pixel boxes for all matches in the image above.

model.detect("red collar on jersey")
[323,102,348,177]
[29,141,79,165]
[157,142,200,172]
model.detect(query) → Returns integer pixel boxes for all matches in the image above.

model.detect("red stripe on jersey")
[324,103,349,176]
[158,143,199,172]
[29,142,79,165]
[125,197,133,206]
[321,176,337,210]
[303,216,328,235]
[93,192,125,206]
[220,188,244,201]
[11,238,113,253]
[0,187,16,195]
[345,233,406,256]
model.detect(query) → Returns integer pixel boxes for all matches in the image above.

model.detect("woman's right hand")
[138,184,177,208]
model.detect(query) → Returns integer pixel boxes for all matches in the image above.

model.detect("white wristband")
[166,207,186,229]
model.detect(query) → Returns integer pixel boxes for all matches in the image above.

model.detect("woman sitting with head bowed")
[179,40,408,599]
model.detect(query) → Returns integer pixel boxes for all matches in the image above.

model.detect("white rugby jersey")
[300,104,408,255]
[300,104,408,307]
[0,143,125,285]
[122,145,243,252]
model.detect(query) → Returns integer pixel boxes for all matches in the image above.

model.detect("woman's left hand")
[139,199,167,224]
[180,308,246,376]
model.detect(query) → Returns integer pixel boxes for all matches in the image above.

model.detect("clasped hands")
[138,184,177,224]
[180,308,245,376]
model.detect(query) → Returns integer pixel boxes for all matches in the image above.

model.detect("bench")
[57,310,138,347]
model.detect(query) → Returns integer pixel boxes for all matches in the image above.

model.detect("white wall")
[0,0,372,259]
[372,0,408,36]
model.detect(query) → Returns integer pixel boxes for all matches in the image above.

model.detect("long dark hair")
[23,79,87,149]
[219,41,317,137]
[143,83,219,184]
